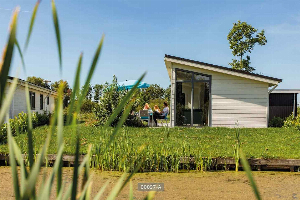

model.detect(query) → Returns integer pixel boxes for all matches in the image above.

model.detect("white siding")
[5,82,56,118]
[171,63,269,128]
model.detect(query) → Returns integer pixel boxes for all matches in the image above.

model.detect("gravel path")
[0,167,299,199]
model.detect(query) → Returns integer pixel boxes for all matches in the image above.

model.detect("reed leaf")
[7,115,20,199]
[0,8,19,106]
[240,149,262,200]
[106,173,127,200]
[55,81,65,194]
[51,0,62,72]
[107,155,145,200]
[76,35,104,112]
[15,39,26,72]
[143,191,156,200]
[105,72,146,127]
[22,132,51,199]
[12,138,28,192]
[25,83,35,168]
[93,181,109,200]
[129,180,133,200]
[71,136,80,200]
[24,0,40,52]
[56,182,65,200]
[78,177,92,200]
[37,145,64,200]
[67,53,82,125]
[0,76,18,125]
[107,98,135,147]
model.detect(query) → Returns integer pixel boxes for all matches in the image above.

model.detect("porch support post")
[294,93,298,119]
[191,73,194,126]
[171,66,176,127]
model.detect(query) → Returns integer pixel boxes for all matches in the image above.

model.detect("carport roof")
[164,54,282,83]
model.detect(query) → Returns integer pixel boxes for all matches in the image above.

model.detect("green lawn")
[0,125,299,159]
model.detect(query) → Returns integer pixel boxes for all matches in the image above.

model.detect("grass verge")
[0,125,299,159]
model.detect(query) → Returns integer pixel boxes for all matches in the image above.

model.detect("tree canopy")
[227,20,267,72]
[51,80,71,107]
[27,76,50,89]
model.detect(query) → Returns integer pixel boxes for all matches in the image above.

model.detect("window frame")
[29,91,35,110]
[40,94,44,110]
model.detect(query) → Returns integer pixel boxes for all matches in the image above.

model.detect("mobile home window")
[29,91,35,110]
[40,94,43,110]
[47,96,49,105]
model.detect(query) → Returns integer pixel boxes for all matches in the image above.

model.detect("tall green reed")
[0,1,154,199]
[234,121,240,172]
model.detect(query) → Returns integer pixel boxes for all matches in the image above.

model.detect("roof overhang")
[164,54,282,87]
[271,89,300,94]
[7,77,58,97]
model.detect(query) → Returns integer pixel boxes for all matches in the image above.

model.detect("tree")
[27,76,50,89]
[81,84,93,100]
[227,20,267,72]
[93,84,104,102]
[164,85,171,102]
[51,80,71,107]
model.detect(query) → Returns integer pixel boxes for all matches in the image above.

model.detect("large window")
[40,94,43,110]
[29,91,35,110]
[175,69,211,126]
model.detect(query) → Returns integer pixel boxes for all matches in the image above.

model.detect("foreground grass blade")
[240,149,262,200]
[78,177,92,200]
[93,181,109,200]
[24,0,40,52]
[67,53,82,125]
[107,156,145,200]
[12,139,28,193]
[107,100,135,147]
[71,136,80,200]
[105,72,146,127]
[25,83,35,168]
[129,180,133,200]
[143,191,156,200]
[0,8,19,106]
[77,35,104,112]
[22,132,51,199]
[0,77,18,125]
[38,145,64,199]
[106,173,127,200]
[63,146,92,200]
[51,0,62,72]
[56,82,65,194]
[7,115,20,199]
[15,39,26,72]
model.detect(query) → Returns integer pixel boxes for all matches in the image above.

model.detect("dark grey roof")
[7,76,55,92]
[272,89,300,94]
[165,54,282,82]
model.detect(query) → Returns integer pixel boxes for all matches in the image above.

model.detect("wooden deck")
[1,154,300,172]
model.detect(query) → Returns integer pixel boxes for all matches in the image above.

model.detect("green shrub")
[80,99,97,113]
[0,112,50,144]
[269,117,284,127]
[94,76,143,126]
[283,107,300,130]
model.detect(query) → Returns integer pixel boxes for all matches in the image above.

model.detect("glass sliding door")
[193,82,210,126]
[175,69,211,127]
[176,82,192,126]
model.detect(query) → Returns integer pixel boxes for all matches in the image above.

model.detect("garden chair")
[160,110,169,127]
[138,110,153,127]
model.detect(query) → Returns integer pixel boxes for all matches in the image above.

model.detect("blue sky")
[0,0,299,89]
